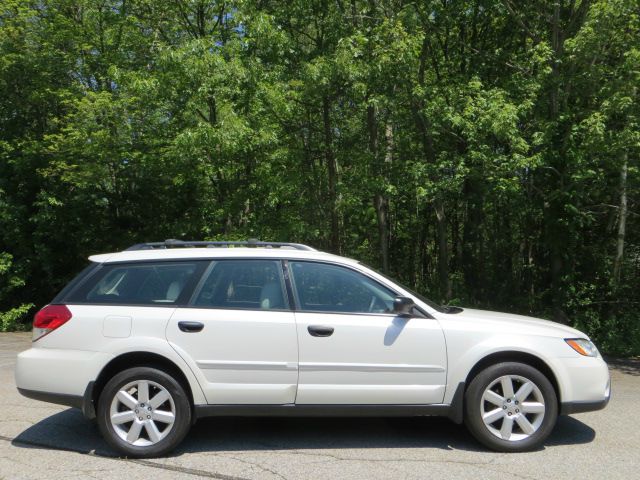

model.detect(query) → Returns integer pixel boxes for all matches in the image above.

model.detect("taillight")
[33,304,72,342]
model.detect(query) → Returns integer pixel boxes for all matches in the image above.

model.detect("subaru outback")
[15,240,610,457]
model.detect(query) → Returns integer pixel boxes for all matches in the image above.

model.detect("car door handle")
[307,325,334,337]
[178,321,204,333]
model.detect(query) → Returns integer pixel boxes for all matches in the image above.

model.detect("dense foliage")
[0,1,638,354]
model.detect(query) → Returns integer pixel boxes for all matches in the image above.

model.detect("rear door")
[289,260,447,405]
[166,259,298,404]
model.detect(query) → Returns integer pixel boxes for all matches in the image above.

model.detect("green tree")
[0,0,638,354]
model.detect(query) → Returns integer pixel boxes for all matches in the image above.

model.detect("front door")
[167,259,298,404]
[289,260,447,405]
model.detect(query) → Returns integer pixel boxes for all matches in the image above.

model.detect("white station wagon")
[15,240,610,457]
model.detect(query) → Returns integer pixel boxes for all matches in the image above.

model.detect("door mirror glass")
[393,296,415,316]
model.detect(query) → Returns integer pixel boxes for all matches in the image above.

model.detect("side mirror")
[393,296,415,317]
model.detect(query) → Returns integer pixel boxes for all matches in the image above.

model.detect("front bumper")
[560,396,610,414]
[555,356,611,415]
[561,370,611,414]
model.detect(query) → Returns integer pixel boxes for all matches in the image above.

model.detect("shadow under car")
[11,408,595,458]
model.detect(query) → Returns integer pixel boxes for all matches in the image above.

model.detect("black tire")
[97,367,191,458]
[464,362,558,452]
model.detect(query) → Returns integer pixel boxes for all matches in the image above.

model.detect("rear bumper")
[15,347,109,419]
[17,382,97,419]
[15,347,110,394]
[17,388,83,409]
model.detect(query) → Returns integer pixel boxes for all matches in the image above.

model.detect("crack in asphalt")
[227,446,542,480]
[0,432,539,480]
[0,434,253,480]
[213,454,289,480]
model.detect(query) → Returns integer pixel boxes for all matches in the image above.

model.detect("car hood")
[448,307,586,339]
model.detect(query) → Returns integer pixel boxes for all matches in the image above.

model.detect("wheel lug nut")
[148,407,152,411]
[503,406,507,410]
[508,412,512,416]
[138,417,143,421]
[516,409,520,413]
[147,415,151,419]
[135,409,139,414]
[507,399,511,403]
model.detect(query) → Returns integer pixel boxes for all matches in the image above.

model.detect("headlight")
[565,338,599,357]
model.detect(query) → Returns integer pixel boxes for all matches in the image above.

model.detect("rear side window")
[66,262,202,305]
[51,262,100,303]
[192,260,288,310]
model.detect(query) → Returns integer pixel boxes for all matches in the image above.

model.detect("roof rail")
[125,239,316,251]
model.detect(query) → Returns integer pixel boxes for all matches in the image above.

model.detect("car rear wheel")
[464,362,558,452]
[97,367,191,457]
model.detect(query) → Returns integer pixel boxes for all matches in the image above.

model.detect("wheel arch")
[88,351,195,419]
[464,350,561,405]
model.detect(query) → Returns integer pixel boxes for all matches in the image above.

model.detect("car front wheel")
[97,367,191,458]
[464,362,558,452]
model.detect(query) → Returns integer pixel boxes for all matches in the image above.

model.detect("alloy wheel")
[480,374,546,441]
[109,379,176,446]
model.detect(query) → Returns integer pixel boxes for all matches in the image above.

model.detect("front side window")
[67,262,200,305]
[289,261,396,314]
[192,260,288,310]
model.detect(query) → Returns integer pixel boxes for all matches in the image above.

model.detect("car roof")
[89,247,358,265]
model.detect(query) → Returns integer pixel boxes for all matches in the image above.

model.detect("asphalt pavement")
[0,332,638,480]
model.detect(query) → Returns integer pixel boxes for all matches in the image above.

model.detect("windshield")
[358,262,453,313]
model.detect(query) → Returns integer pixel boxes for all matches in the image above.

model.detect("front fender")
[443,333,569,405]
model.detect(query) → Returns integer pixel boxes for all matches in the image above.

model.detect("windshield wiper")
[443,305,464,314]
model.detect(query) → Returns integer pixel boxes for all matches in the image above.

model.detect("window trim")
[57,256,431,317]
[281,260,297,311]
[186,258,292,312]
[187,260,216,306]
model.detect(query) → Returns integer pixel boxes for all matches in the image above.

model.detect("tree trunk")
[462,177,483,300]
[550,1,561,119]
[368,103,390,273]
[413,33,450,300]
[612,153,628,286]
[322,95,340,253]
[435,199,451,301]
[382,122,393,271]
[374,194,389,273]
[548,1,566,321]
